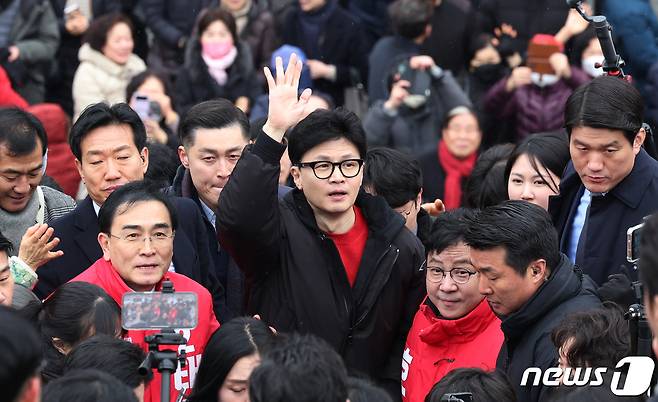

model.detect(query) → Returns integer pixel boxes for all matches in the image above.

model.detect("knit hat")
[271,45,313,91]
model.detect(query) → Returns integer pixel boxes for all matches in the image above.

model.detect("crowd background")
[4,0,658,402]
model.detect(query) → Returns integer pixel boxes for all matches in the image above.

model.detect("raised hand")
[421,199,446,217]
[18,223,64,269]
[384,78,410,111]
[262,53,313,142]
[505,66,532,92]
[549,53,571,79]
[409,55,436,70]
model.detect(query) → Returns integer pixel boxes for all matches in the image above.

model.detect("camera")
[395,60,433,109]
[122,280,196,402]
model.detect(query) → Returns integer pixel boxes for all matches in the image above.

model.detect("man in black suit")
[170,99,249,321]
[33,103,225,319]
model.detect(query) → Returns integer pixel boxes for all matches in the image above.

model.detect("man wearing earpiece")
[465,200,601,402]
[32,103,225,321]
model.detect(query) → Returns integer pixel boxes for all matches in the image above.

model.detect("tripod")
[136,280,188,402]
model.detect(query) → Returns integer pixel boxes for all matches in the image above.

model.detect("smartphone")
[64,3,80,16]
[627,222,645,264]
[132,95,151,122]
[148,100,162,122]
[121,291,198,330]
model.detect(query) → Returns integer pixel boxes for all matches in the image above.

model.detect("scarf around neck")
[438,140,476,210]
[229,0,252,35]
[202,45,238,86]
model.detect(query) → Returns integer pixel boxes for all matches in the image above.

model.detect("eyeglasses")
[110,231,175,247]
[296,159,364,179]
[426,266,477,284]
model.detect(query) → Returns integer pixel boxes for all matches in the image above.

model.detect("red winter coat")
[71,258,220,402]
[0,65,28,108]
[401,298,503,402]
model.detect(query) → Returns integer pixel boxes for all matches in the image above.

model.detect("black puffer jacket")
[497,254,601,402]
[217,132,426,391]
[174,39,261,115]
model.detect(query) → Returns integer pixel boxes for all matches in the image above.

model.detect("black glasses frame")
[296,159,364,179]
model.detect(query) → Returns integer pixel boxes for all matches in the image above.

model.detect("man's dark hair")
[98,180,178,234]
[464,200,561,275]
[178,99,250,147]
[425,368,517,402]
[64,335,147,389]
[426,208,477,256]
[363,147,422,208]
[388,0,433,39]
[0,229,13,254]
[551,304,629,368]
[505,131,570,195]
[43,369,138,402]
[347,377,393,402]
[463,143,515,209]
[249,334,348,402]
[0,306,43,402]
[288,108,367,164]
[640,213,658,300]
[144,142,180,188]
[0,107,48,156]
[84,13,133,53]
[564,75,644,144]
[69,102,146,161]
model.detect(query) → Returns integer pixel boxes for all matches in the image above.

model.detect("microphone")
[563,0,626,77]
[591,15,624,75]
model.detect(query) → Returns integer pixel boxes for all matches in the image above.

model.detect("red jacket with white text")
[71,258,220,402]
[401,298,503,402]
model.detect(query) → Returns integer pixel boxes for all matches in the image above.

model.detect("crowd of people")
[3,0,658,401]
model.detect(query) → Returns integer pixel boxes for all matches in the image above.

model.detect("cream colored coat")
[72,43,146,120]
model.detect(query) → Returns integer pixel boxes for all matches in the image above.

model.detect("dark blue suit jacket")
[34,196,225,318]
[549,149,658,285]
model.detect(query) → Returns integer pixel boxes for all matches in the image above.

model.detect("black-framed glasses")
[425,266,477,284]
[296,159,364,179]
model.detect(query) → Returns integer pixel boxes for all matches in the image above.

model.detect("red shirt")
[328,207,368,287]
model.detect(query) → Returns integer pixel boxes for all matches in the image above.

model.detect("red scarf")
[438,140,476,210]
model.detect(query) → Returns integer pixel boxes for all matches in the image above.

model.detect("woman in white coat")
[72,13,146,120]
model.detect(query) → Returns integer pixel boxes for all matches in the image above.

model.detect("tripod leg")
[161,369,171,402]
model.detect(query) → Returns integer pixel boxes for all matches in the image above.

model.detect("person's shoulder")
[41,185,75,207]
[330,5,359,27]
[171,196,202,217]
[42,188,76,222]
[127,54,147,73]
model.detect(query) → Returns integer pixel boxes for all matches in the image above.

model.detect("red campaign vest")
[71,258,220,402]
[401,298,504,402]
